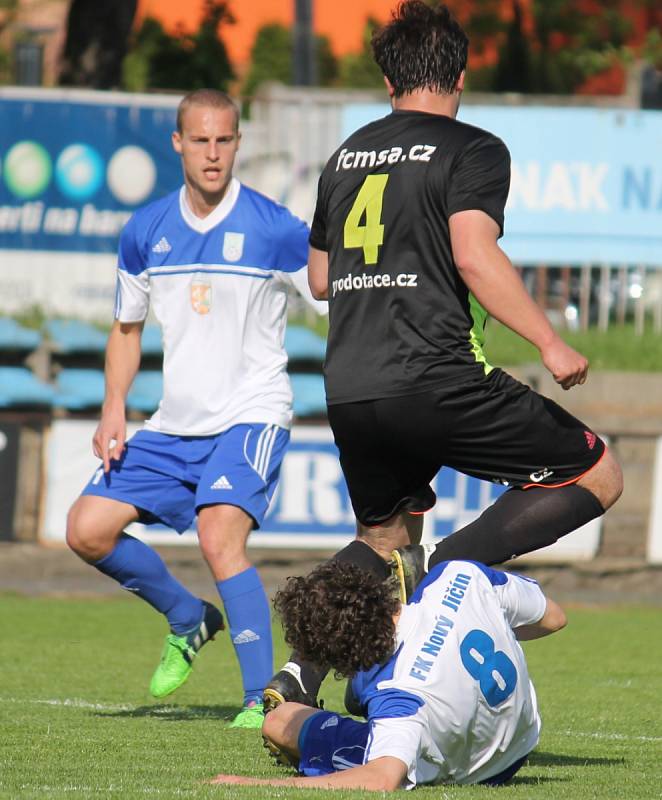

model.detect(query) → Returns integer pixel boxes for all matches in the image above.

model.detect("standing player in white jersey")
[213,559,566,789]
[66,89,325,728]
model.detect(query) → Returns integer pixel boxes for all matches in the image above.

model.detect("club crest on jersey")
[191,280,212,315]
[223,232,244,262]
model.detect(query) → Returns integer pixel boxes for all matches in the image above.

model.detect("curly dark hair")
[273,561,401,678]
[372,1,468,97]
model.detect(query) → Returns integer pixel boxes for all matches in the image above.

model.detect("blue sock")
[216,566,273,705]
[94,533,203,635]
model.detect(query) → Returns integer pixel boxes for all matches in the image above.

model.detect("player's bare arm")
[308,245,329,299]
[211,756,408,791]
[514,597,567,641]
[93,320,143,471]
[449,209,588,390]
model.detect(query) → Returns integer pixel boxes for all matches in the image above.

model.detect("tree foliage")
[242,23,291,98]
[122,0,234,92]
[490,0,636,94]
[243,23,337,98]
[337,18,384,89]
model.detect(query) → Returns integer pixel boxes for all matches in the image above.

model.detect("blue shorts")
[298,711,369,777]
[298,710,529,786]
[81,424,289,532]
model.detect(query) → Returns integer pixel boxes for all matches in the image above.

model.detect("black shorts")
[327,368,606,527]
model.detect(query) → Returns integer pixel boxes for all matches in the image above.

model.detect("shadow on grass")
[94,704,242,722]
[529,751,626,767]
[508,776,569,785]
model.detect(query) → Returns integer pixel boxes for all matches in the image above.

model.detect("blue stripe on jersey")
[408,561,454,604]
[366,688,424,721]
[351,644,401,704]
[469,560,545,589]
[351,643,423,721]
[409,560,513,606]
[146,267,272,280]
[118,184,309,277]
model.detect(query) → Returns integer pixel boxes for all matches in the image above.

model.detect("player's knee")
[66,499,87,553]
[198,529,241,567]
[262,703,295,747]
[66,499,115,562]
[261,709,283,744]
[581,447,623,511]
[603,449,624,507]
[197,507,252,559]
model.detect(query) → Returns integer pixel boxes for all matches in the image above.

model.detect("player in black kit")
[263,0,622,716]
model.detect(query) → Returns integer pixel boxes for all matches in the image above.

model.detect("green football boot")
[149,601,224,698]
[229,700,265,729]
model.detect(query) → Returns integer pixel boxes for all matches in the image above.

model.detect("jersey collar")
[179,177,241,234]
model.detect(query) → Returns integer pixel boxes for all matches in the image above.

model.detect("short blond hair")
[176,89,240,133]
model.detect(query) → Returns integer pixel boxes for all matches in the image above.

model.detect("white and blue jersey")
[349,562,545,787]
[115,179,324,436]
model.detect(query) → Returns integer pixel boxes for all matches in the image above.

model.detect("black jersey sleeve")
[446,134,511,235]
[309,171,329,251]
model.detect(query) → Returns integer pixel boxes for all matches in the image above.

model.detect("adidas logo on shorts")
[211,475,233,490]
[584,430,597,449]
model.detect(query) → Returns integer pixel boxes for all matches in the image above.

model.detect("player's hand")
[93,405,127,472]
[540,337,589,390]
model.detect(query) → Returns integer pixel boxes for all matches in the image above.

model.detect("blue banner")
[342,104,662,266]
[48,421,604,562]
[0,92,180,252]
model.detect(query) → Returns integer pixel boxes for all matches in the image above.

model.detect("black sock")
[429,484,605,567]
[332,539,391,579]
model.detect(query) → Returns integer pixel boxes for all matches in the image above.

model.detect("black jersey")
[310,109,510,405]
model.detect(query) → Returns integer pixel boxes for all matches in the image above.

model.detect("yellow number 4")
[343,174,389,265]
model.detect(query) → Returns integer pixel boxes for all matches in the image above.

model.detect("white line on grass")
[555,729,662,743]
[5,698,660,744]
[19,786,194,795]
[1,696,135,712]
[0,696,207,716]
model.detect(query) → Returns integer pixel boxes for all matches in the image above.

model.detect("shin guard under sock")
[428,484,605,567]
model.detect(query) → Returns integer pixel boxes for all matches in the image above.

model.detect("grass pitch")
[1,595,660,799]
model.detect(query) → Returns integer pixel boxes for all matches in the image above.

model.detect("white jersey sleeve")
[278,264,328,315]
[270,204,328,315]
[114,213,150,322]
[492,571,547,629]
[365,713,426,790]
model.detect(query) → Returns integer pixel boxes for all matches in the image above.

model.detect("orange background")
[136,0,395,66]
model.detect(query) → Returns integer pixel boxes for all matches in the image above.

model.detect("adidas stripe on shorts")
[81,424,289,531]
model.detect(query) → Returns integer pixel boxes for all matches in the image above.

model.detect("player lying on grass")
[212,560,566,790]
